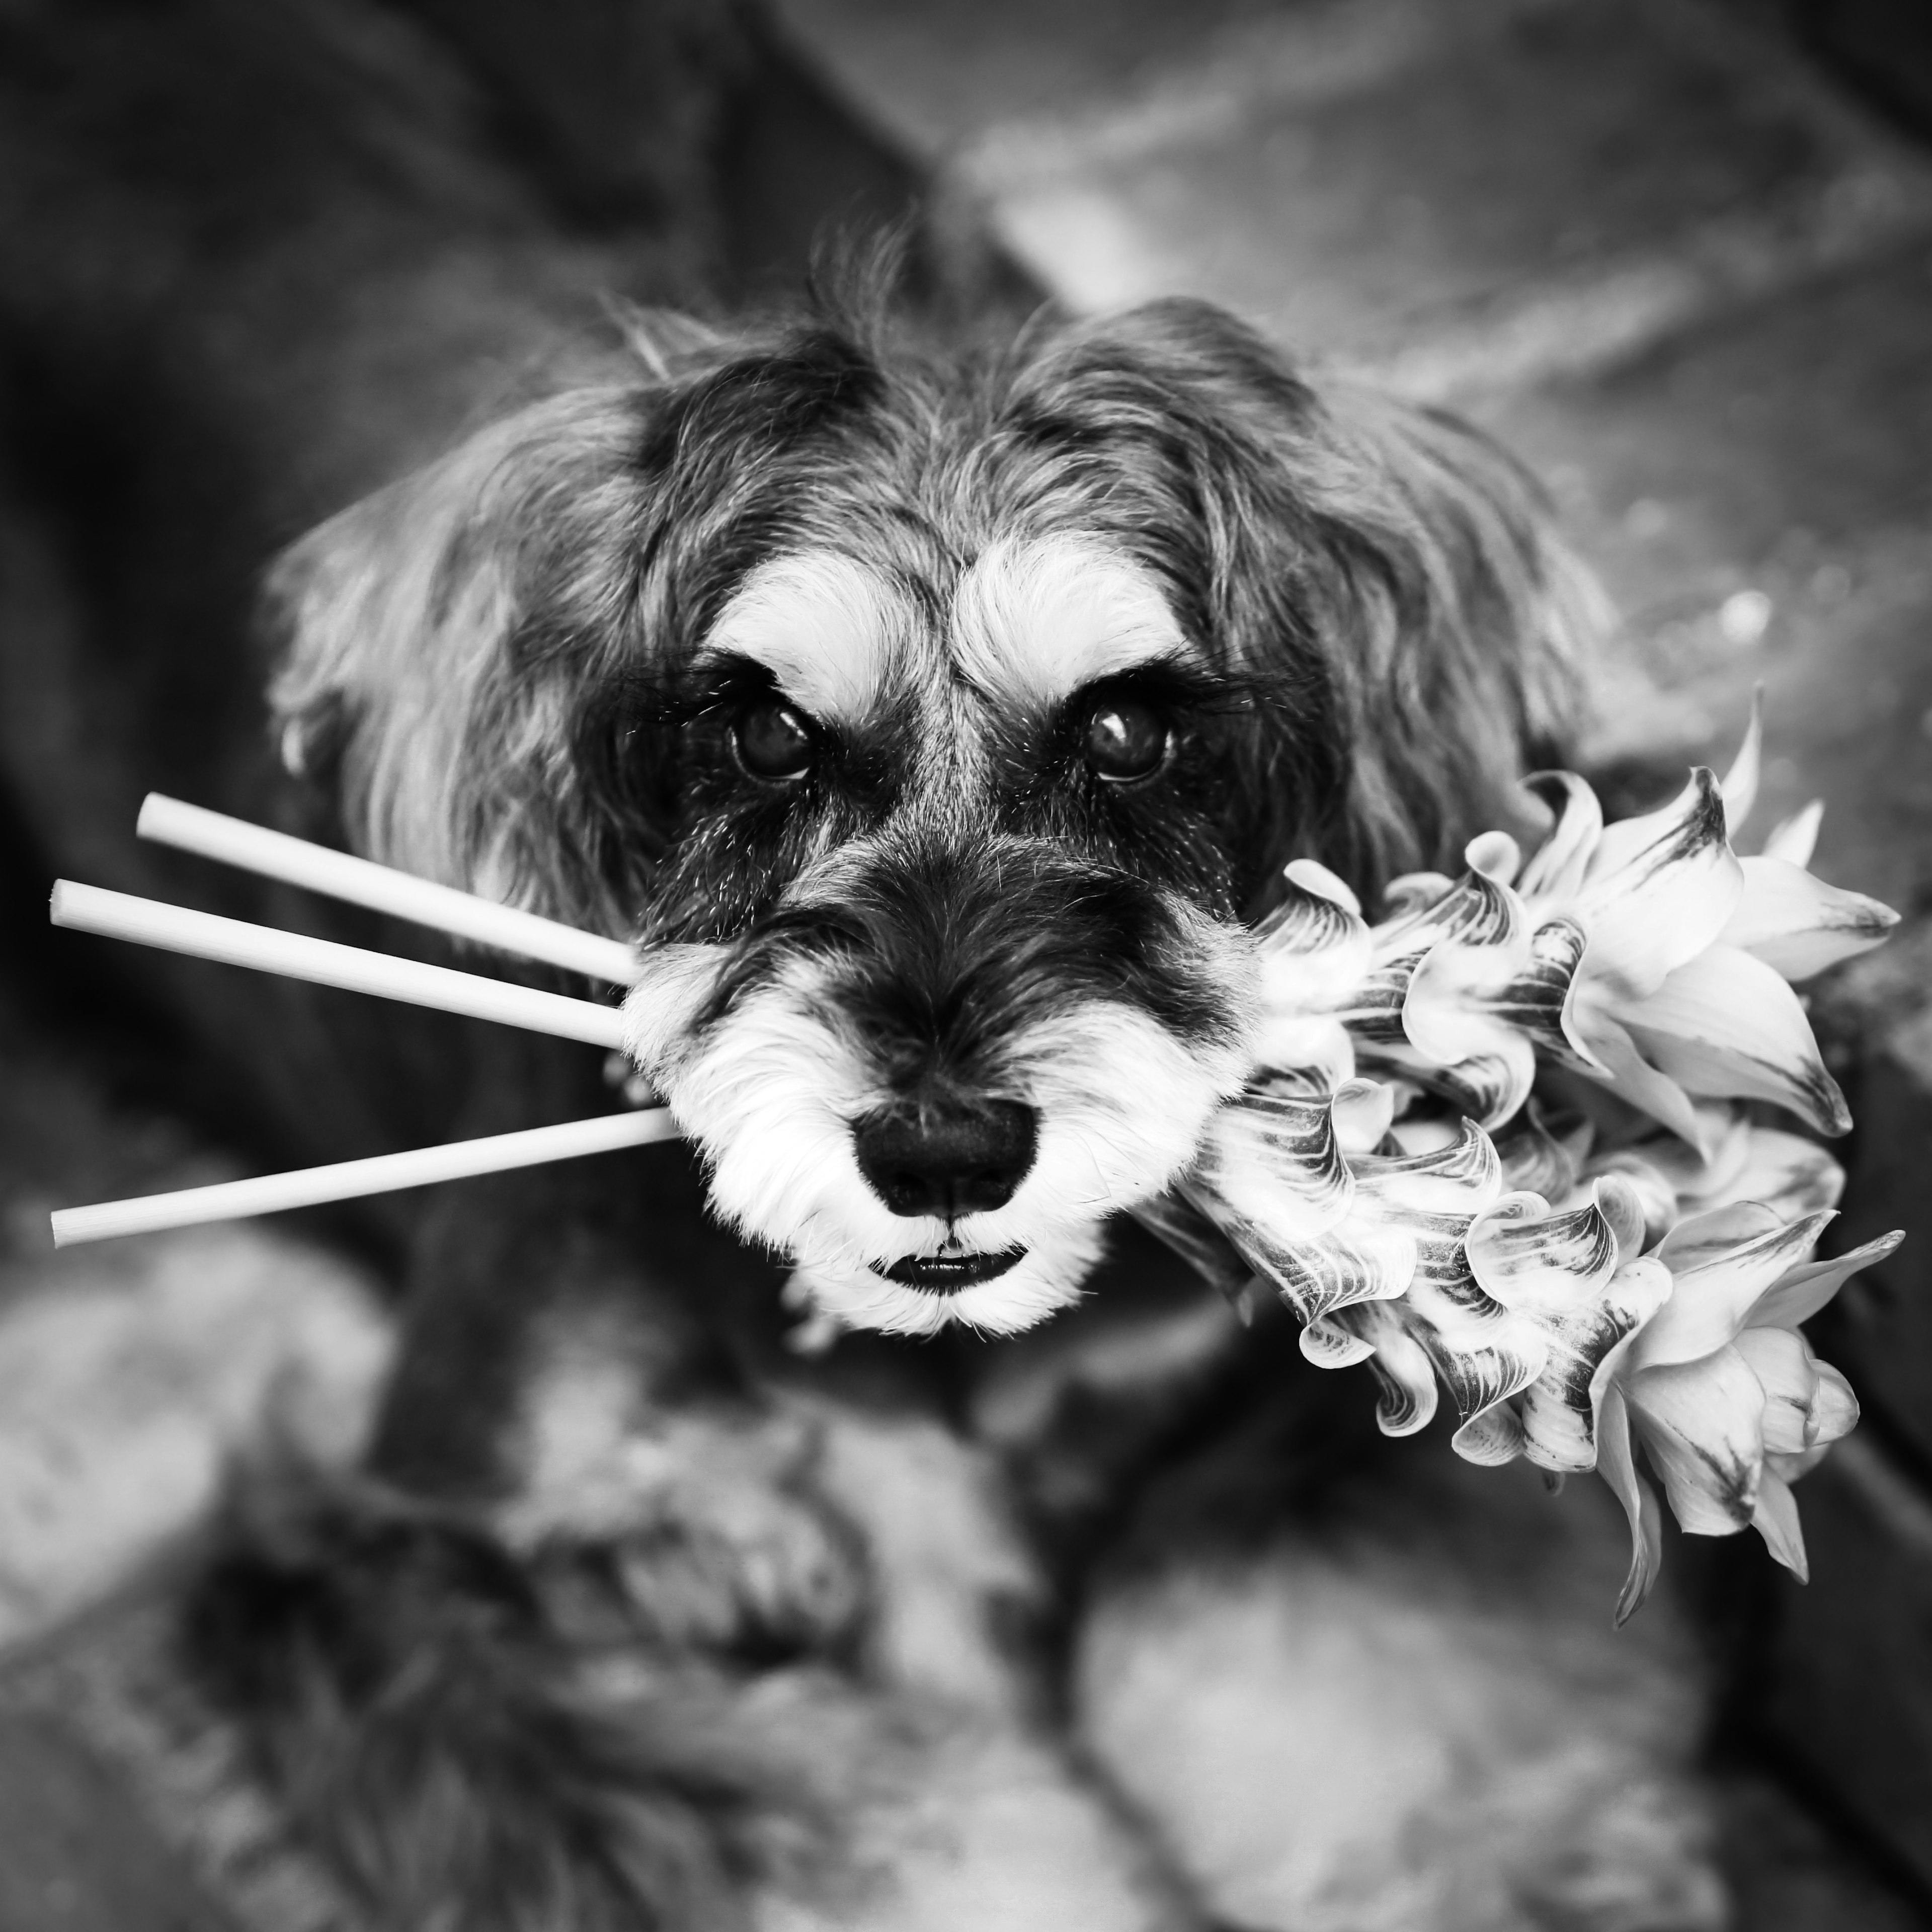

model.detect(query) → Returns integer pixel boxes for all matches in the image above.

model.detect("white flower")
[1183,1076,1498,1332]
[1593,1203,1898,1621]
[1161,715,1907,1623]
[1251,711,1895,1152]
[1581,1103,1845,1248]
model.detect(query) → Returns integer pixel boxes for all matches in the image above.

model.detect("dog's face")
[271,297,1590,1335]
[621,531,1262,1334]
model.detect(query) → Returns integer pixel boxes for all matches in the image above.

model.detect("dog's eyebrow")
[700,551,913,726]
[950,534,1191,710]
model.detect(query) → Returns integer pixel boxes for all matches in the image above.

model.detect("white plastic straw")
[50,1110,678,1247]
[138,793,638,986]
[50,881,627,1049]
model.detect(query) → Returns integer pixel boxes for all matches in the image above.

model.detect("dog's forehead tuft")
[951,535,1190,709]
[701,551,919,725]
[696,531,1194,737]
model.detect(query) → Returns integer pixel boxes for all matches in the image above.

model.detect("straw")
[138,793,637,986]
[50,1110,678,1246]
[50,881,627,1049]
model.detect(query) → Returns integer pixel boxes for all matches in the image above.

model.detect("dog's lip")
[873,1248,1027,1294]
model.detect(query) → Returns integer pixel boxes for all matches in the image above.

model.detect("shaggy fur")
[0,8,1729,1928]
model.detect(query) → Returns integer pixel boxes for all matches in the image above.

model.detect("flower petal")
[1454,1402,1527,1466]
[1584,1151,1680,1248]
[1282,856,1362,916]
[1252,1219,1419,1325]
[1634,1209,1836,1369]
[1466,830,1523,886]
[1521,1256,1674,1473]
[1428,1048,1539,1130]
[1485,917,1590,1061]
[1467,1192,1669,1472]
[1654,1200,1789,1272]
[1495,1107,1594,1199]
[1352,1117,1503,1218]
[1518,770,1604,901]
[1300,1314,1376,1369]
[1130,1191,1256,1308]
[1733,1323,1858,1458]
[1339,1299,1440,1435]
[1382,871,1455,916]
[1574,768,1744,1005]
[1750,1468,1809,1581]
[1381,863,1524,955]
[1748,1228,1903,1331]
[1466,1191,1620,1312]
[1720,689,1764,838]
[1595,1383,1666,1626]
[1761,800,1822,869]
[1404,936,1531,1069]
[1593,1170,1649,1261]
[1765,1444,1831,1484]
[1634,1102,1756,1200]
[1252,1015,1358,1092]
[1688,1126,1845,1223]
[1257,867,1374,1011]
[1399,1238,1546,1450]
[1622,943,1851,1137]
[1343,865,1525,1058]
[1358,1038,1535,1132]
[1807,1359,1860,1444]
[1720,856,1899,983]
[1732,1325,1820,1455]
[1568,1008,1709,1150]
[1331,1077,1396,1157]
[1188,1090,1351,1246]
[1626,1346,1766,1536]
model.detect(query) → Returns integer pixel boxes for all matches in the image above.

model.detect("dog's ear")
[261,298,794,937]
[1029,302,1603,900]
[1301,379,1604,889]
[267,381,665,935]
[268,309,892,936]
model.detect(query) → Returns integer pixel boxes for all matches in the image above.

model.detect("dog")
[161,286,1722,1932]
[0,8,1729,1928]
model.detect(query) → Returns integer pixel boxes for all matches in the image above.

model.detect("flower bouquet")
[45,713,1905,1623]
[1137,706,1902,1619]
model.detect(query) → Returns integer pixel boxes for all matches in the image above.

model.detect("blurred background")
[1,0,1929,1924]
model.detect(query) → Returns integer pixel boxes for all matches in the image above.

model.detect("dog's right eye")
[732,698,816,780]
[1081,692,1170,783]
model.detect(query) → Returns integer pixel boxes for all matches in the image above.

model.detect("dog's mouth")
[872,1248,1028,1294]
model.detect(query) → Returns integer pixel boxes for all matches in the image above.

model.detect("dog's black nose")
[853,1099,1038,1219]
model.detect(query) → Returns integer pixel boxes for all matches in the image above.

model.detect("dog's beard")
[625,944,1255,1336]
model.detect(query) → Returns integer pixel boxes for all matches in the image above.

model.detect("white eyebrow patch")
[701,550,914,726]
[950,534,1189,709]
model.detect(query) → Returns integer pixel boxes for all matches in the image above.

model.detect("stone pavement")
[764,0,1932,1917]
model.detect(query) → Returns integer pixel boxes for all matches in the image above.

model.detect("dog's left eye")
[733,698,816,780]
[1082,694,1170,782]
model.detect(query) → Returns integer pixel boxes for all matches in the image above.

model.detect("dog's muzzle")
[620,833,1263,1335]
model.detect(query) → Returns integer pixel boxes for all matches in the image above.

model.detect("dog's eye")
[1082,694,1170,782]
[733,698,816,780]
